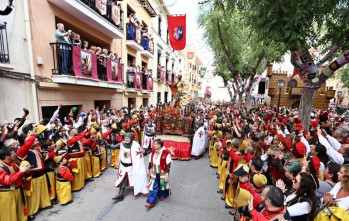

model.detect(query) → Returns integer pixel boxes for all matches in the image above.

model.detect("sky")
[163,0,230,100]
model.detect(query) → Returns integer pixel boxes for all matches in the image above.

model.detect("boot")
[112,186,125,201]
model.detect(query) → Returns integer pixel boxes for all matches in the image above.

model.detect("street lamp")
[277,79,285,116]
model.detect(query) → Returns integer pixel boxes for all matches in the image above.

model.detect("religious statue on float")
[169,74,190,109]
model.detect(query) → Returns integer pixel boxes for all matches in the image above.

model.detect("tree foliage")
[198,1,284,96]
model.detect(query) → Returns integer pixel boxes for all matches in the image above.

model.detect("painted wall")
[0,0,38,122]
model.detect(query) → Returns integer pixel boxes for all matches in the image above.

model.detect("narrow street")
[37,154,231,221]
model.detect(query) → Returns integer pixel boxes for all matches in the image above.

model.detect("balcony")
[165,70,174,84]
[50,43,123,89]
[126,24,144,51]
[138,0,157,17]
[0,23,10,66]
[126,71,141,92]
[157,68,165,83]
[48,0,124,39]
[140,34,154,59]
[142,74,153,93]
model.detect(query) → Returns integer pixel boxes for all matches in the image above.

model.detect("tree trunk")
[227,88,234,102]
[299,87,317,130]
[245,93,252,109]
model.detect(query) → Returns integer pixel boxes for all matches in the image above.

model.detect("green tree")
[227,0,349,128]
[198,1,284,105]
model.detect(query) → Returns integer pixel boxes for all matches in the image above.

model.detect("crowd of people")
[0,104,164,221]
[1,99,349,221]
[196,102,349,220]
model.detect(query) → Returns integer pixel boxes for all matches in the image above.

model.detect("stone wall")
[267,72,334,110]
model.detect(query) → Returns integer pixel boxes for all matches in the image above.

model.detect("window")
[142,61,148,72]
[157,50,161,66]
[127,54,135,72]
[164,92,168,103]
[165,58,169,70]
[127,5,135,17]
[157,92,161,103]
[158,16,162,36]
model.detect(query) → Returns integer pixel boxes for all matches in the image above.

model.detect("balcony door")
[164,92,168,103]
[94,100,111,110]
[128,98,136,109]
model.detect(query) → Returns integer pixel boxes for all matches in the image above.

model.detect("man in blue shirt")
[55,23,72,74]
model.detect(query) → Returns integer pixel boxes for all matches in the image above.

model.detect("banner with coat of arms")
[167,15,186,50]
[199,66,207,78]
[187,52,195,59]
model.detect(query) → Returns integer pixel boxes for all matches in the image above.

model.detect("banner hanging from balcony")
[96,0,107,15]
[199,66,207,78]
[106,59,122,83]
[147,76,154,91]
[167,71,172,83]
[167,15,186,50]
[111,2,121,26]
[134,72,142,91]
[160,69,165,83]
[72,46,98,80]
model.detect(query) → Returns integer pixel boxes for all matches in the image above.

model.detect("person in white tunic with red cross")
[191,122,207,159]
[109,133,148,203]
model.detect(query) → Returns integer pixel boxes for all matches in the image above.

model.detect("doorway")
[41,105,81,124]
[157,92,161,104]
[143,98,148,106]
[164,92,168,103]
[128,98,136,109]
[94,100,111,110]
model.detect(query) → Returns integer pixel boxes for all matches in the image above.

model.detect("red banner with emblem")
[106,59,122,83]
[147,76,153,91]
[167,15,186,50]
[72,46,98,80]
[134,72,142,91]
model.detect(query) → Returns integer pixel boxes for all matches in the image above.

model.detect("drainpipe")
[23,0,39,122]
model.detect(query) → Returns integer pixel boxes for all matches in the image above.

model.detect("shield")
[173,26,183,40]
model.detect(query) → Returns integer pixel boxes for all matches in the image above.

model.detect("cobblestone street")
[37,154,231,221]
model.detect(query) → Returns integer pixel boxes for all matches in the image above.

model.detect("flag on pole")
[167,15,186,50]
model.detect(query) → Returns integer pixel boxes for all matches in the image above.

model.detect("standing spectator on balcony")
[72,34,82,48]
[95,47,102,55]
[89,46,97,54]
[141,28,149,50]
[127,14,136,40]
[55,23,72,75]
[82,41,89,51]
[109,52,117,60]
[149,34,154,53]
[102,49,109,57]
[135,19,142,43]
